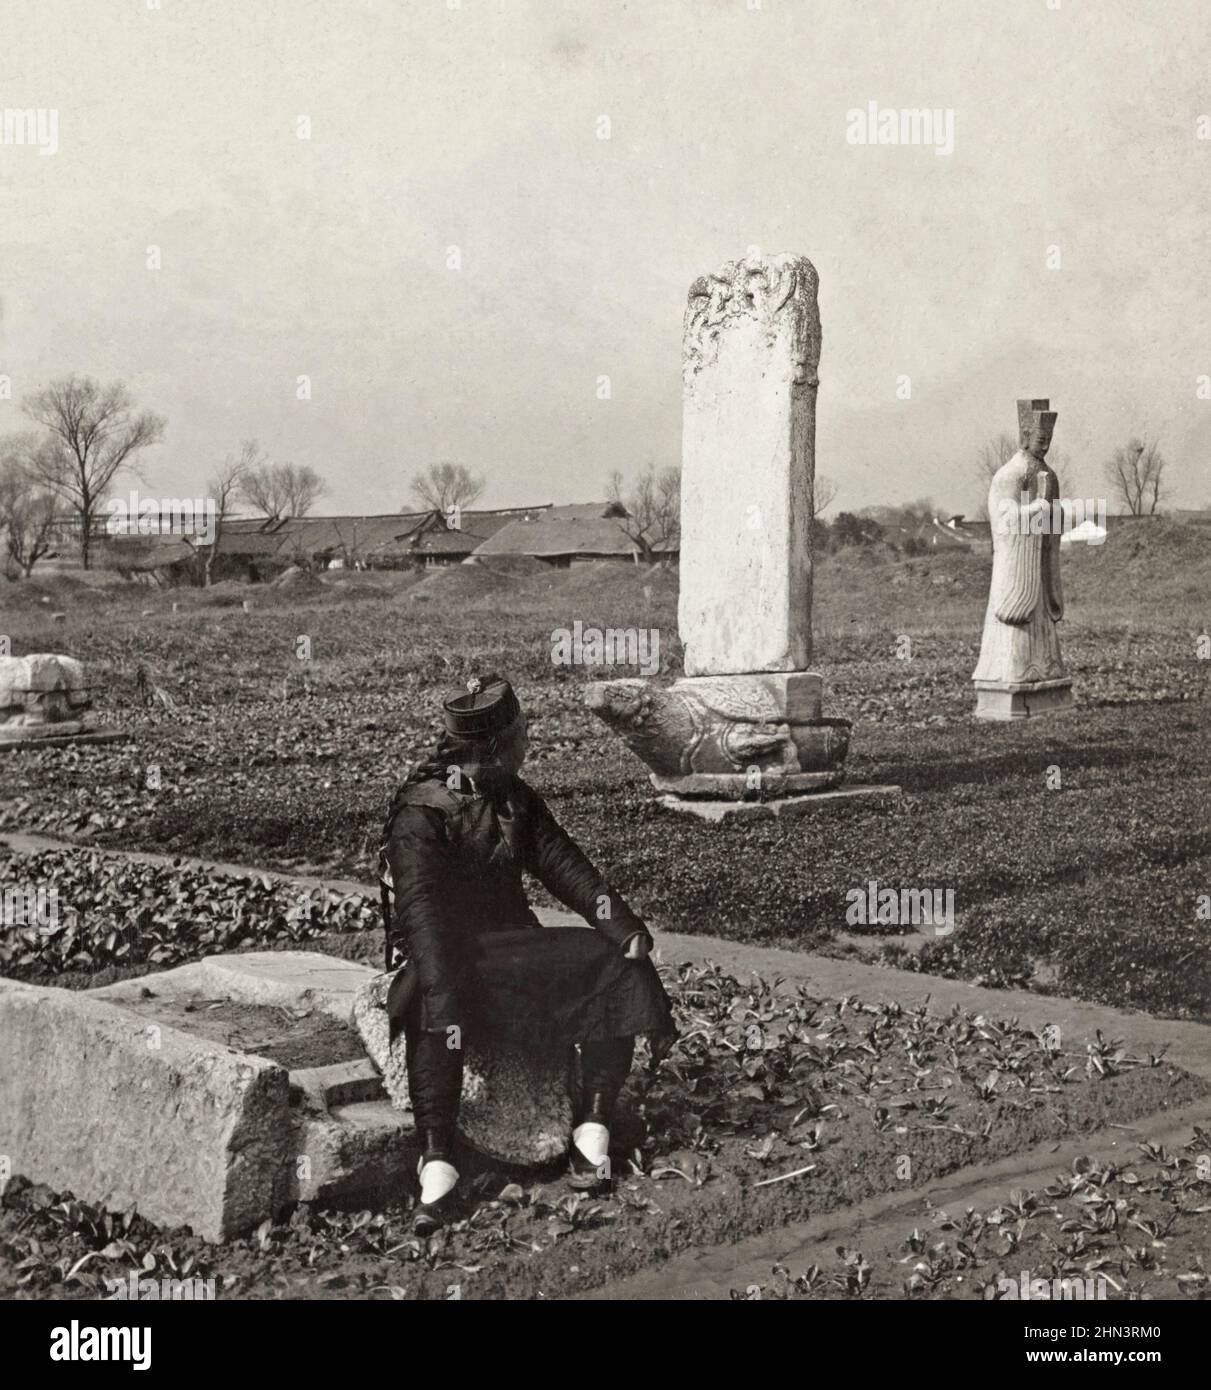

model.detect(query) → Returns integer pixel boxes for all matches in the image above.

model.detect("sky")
[1,0,1208,519]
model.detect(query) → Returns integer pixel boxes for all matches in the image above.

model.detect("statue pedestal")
[973,677,1074,721]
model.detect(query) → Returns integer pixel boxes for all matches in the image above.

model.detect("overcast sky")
[2,0,1208,518]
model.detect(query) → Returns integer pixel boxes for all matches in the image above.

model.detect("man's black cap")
[442,673,521,738]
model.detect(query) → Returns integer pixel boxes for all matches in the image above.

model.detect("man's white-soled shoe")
[567,1121,611,1191]
[414,1157,460,1236]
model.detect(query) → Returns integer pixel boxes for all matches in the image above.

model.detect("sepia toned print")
[0,0,1208,1334]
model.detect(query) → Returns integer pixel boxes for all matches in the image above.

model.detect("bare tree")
[811,473,838,521]
[21,375,166,569]
[240,461,327,521]
[975,431,1018,485]
[239,462,284,520]
[607,464,680,564]
[408,462,485,514]
[281,463,327,518]
[1104,437,1166,516]
[181,439,261,587]
[0,454,59,578]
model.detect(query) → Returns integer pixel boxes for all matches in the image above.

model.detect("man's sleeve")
[383,805,462,1029]
[521,783,651,951]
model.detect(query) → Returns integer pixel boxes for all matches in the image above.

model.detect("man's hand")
[623,933,650,961]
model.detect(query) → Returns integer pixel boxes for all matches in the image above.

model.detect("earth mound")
[406,556,554,606]
[272,566,326,594]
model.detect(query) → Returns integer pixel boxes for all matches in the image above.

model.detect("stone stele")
[679,252,820,677]
[0,653,123,747]
[586,252,896,809]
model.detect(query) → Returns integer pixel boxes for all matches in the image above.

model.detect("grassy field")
[2,521,1209,1020]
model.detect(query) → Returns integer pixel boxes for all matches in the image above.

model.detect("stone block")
[0,977,290,1242]
[1,952,423,1240]
[91,951,372,1024]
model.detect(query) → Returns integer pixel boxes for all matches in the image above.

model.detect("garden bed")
[2,960,1205,1300]
[733,1126,1211,1301]
[1,550,1207,1020]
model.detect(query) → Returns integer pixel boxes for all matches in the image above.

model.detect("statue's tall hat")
[1016,398,1050,448]
[1026,410,1057,459]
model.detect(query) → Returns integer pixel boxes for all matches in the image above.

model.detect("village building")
[469,502,677,568]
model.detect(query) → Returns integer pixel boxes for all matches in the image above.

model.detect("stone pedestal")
[658,783,902,821]
[974,677,1074,721]
[0,653,123,747]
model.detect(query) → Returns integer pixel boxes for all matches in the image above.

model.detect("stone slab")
[0,976,290,1242]
[92,951,372,1025]
[289,1059,385,1110]
[652,769,844,797]
[658,784,902,821]
[3,952,418,1240]
[679,253,821,676]
[290,1106,413,1207]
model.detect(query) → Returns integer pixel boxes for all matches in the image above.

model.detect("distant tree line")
[0,378,1189,584]
[0,374,333,584]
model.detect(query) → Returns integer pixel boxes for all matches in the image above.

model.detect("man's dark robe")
[379,775,674,1048]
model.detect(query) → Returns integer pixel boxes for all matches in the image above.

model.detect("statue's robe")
[972,451,1067,686]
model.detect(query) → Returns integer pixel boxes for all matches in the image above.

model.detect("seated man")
[379,673,675,1234]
